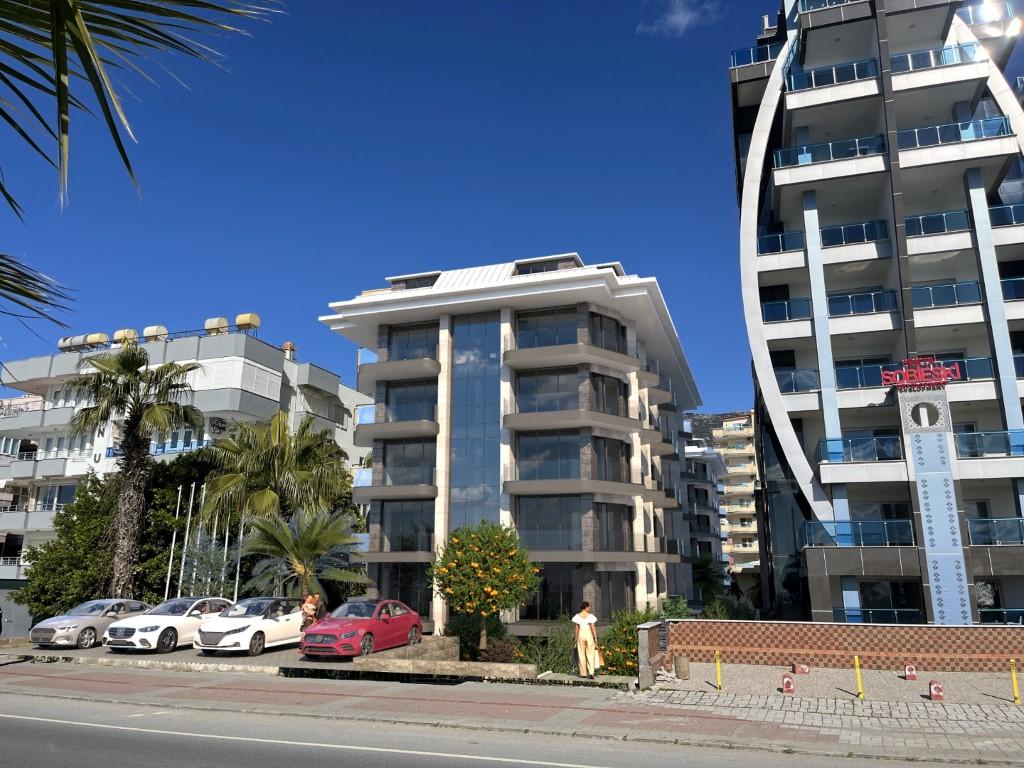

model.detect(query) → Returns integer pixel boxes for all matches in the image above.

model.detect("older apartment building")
[732,0,1024,623]
[0,315,369,634]
[712,412,762,593]
[321,255,711,628]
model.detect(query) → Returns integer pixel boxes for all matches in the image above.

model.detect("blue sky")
[2,1,755,412]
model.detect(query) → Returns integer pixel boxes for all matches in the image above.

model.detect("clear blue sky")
[2,1,765,412]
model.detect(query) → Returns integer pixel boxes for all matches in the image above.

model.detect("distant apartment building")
[683,436,729,599]
[0,314,369,632]
[321,254,709,628]
[712,412,761,593]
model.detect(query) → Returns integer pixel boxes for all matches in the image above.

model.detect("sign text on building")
[881,356,962,389]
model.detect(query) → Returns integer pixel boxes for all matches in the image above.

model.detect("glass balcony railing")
[827,289,897,317]
[1002,277,1024,300]
[730,41,784,68]
[889,42,985,74]
[353,467,373,487]
[820,219,888,248]
[352,466,437,487]
[799,0,857,11]
[968,517,1024,545]
[1016,354,1024,378]
[954,430,1024,458]
[151,439,212,456]
[833,608,925,624]
[774,134,885,168]
[818,436,904,463]
[805,520,915,547]
[979,608,1024,625]
[786,58,878,91]
[757,230,805,254]
[354,404,375,425]
[905,209,970,237]
[989,203,1024,227]
[897,116,1012,150]
[355,403,437,424]
[910,280,982,308]
[357,348,379,366]
[776,369,819,393]
[835,362,901,389]
[958,1,1015,27]
[761,298,812,323]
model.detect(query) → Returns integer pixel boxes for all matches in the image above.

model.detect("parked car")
[30,599,151,649]
[194,597,303,656]
[103,597,233,653]
[299,599,422,658]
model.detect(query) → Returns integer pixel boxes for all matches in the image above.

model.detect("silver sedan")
[30,599,150,649]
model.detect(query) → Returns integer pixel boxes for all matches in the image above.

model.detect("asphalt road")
[0,691,933,768]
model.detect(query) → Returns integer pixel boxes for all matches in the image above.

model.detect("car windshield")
[67,600,115,616]
[147,599,193,616]
[221,599,275,618]
[331,602,377,619]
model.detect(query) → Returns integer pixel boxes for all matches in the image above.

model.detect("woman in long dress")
[572,601,599,679]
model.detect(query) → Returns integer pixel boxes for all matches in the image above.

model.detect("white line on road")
[127,711,177,718]
[0,713,613,768]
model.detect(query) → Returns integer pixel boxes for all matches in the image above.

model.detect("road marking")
[127,711,176,718]
[0,713,612,768]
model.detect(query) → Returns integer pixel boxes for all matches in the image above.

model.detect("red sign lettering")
[881,357,962,390]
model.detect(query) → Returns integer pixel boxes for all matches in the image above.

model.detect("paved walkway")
[2,658,1023,763]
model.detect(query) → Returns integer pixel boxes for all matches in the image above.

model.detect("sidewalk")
[2,657,1023,763]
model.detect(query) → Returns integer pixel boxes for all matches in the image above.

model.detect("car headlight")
[341,631,358,639]
[224,625,250,635]
[57,624,79,631]
[138,626,160,633]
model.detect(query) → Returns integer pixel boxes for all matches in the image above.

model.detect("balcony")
[890,43,986,75]
[761,297,812,323]
[787,58,878,92]
[351,466,438,504]
[826,290,898,330]
[911,280,985,328]
[798,0,858,11]
[979,609,1024,625]
[756,230,806,267]
[898,117,1016,170]
[820,219,889,248]
[776,369,820,393]
[832,608,925,624]
[991,203,1024,229]
[957,1,1018,41]
[502,334,638,373]
[355,347,442,395]
[954,430,1024,458]
[730,41,783,69]
[773,134,886,169]
[0,555,27,579]
[722,481,756,497]
[804,520,915,547]
[818,437,903,463]
[151,439,212,456]
[906,208,971,238]
[353,403,439,447]
[968,517,1024,545]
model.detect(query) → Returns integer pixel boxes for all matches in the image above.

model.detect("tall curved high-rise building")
[731,0,1024,624]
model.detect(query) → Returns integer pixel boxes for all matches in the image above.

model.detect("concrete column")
[431,314,453,634]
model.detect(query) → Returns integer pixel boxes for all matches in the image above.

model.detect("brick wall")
[661,619,1024,673]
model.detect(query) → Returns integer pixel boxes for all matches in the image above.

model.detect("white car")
[194,597,304,656]
[103,597,233,653]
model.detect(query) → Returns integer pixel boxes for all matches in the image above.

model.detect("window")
[381,500,434,551]
[588,312,627,355]
[517,369,578,413]
[387,323,438,361]
[521,563,577,620]
[596,503,633,551]
[383,439,436,485]
[395,274,438,290]
[593,436,630,483]
[598,571,636,617]
[517,431,581,480]
[515,259,563,275]
[516,307,577,348]
[386,380,437,422]
[382,564,431,616]
[591,373,628,417]
[516,496,582,550]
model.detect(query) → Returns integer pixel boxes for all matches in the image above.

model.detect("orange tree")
[428,521,541,650]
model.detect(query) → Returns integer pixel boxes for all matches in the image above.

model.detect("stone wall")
[650,619,1024,673]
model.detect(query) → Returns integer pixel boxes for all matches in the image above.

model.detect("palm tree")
[70,341,204,597]
[202,411,353,523]
[0,1,269,322]
[692,554,727,604]
[243,508,367,599]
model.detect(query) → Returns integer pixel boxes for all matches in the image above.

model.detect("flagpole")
[163,485,183,600]
[189,483,206,594]
[176,482,195,598]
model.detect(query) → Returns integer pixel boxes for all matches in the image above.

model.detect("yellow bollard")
[854,655,865,701]
[1012,658,1020,706]
[715,650,723,691]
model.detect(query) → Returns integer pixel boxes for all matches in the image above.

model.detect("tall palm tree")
[244,507,366,599]
[70,341,204,597]
[692,554,727,604]
[0,1,269,322]
[203,411,352,523]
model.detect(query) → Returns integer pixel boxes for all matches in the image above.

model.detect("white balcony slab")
[821,239,892,265]
[773,154,887,187]
[1017,379,1024,399]
[0,563,22,580]
[956,456,1024,480]
[946,380,997,402]
[891,61,988,92]
[757,250,806,271]
[829,312,900,335]
[837,388,891,409]
[820,461,909,484]
[785,78,880,110]
[1004,300,1024,321]
[23,509,56,531]
[899,136,1018,169]
[763,319,813,340]
[993,225,1024,247]
[0,510,26,530]
[913,303,985,328]
[906,231,973,255]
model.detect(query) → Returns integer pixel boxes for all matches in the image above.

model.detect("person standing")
[572,601,599,679]
[301,594,317,632]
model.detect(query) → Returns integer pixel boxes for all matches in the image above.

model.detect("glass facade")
[516,307,577,348]
[517,431,582,480]
[381,500,434,551]
[517,368,578,413]
[593,436,630,482]
[387,322,438,361]
[385,380,437,422]
[591,373,628,417]
[596,502,633,550]
[382,563,431,616]
[589,312,628,354]
[516,496,582,550]
[382,439,435,485]
[449,312,501,528]
[521,563,577,620]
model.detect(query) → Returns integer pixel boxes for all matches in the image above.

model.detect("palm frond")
[0,253,70,323]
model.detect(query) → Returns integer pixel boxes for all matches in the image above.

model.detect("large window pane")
[596,503,634,550]
[517,369,579,413]
[593,436,630,482]
[589,312,627,354]
[382,564,431,616]
[385,380,437,421]
[521,563,577,620]
[381,500,434,551]
[387,323,438,361]
[517,431,582,480]
[383,439,436,485]
[516,307,577,348]
[516,496,583,550]
[591,373,628,416]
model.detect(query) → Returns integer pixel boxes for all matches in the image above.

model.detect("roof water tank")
[204,317,229,336]
[143,325,169,341]
[235,312,261,331]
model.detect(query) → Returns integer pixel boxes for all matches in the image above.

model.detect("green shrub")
[518,621,577,675]
[598,608,660,676]
[701,594,756,620]
[660,595,691,619]
[478,637,524,664]
[445,613,506,661]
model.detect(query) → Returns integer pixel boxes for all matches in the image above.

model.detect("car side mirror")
[189,610,202,617]
[104,610,118,617]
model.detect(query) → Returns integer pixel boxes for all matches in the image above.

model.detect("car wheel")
[247,632,266,656]
[200,649,217,656]
[77,627,97,649]
[157,628,177,654]
[407,626,420,646]
[360,634,374,656]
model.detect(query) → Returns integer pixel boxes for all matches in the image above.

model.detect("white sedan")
[103,597,233,653]
[194,597,304,656]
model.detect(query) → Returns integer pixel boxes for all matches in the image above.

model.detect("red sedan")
[299,599,422,658]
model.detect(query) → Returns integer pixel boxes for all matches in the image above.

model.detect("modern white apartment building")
[0,315,369,633]
[712,412,762,592]
[321,254,708,629]
[732,0,1024,623]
